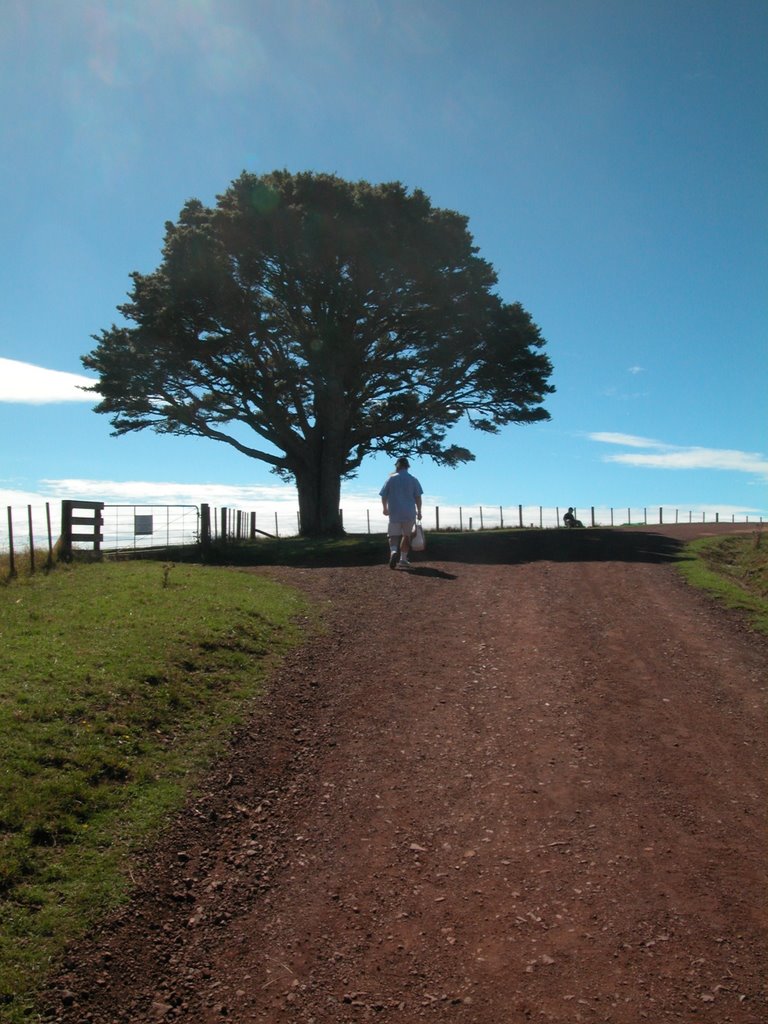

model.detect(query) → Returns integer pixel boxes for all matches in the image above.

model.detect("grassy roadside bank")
[0,561,309,1022]
[677,532,768,634]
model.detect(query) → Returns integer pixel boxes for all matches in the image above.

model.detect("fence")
[2,500,763,574]
[2,503,200,573]
[200,501,763,538]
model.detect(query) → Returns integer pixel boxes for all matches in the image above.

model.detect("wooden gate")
[60,500,104,560]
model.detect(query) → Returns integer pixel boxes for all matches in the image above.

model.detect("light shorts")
[388,518,415,539]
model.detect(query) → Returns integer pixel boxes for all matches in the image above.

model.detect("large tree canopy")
[84,170,554,536]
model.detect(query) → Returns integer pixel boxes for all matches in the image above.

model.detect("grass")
[676,530,768,634]
[0,560,309,1022]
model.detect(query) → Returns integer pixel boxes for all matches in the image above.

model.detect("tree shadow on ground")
[422,529,684,567]
[190,528,686,570]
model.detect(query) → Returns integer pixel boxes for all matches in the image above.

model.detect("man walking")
[380,457,423,568]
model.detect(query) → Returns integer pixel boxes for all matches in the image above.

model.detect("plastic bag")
[411,523,426,551]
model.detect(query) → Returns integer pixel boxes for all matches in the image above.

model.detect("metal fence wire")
[99,505,200,551]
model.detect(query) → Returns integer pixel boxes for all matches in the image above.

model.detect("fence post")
[500,505,504,528]
[6,506,15,577]
[659,506,663,525]
[275,511,279,537]
[459,507,463,531]
[479,506,484,529]
[556,506,560,526]
[46,502,53,568]
[200,504,211,550]
[435,506,440,530]
[539,506,543,529]
[27,505,35,574]
[61,500,73,560]
[590,506,595,528]
[518,504,523,528]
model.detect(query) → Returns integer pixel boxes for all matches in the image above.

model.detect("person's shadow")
[402,566,457,580]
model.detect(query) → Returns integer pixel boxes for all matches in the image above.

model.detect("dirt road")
[45,528,767,1023]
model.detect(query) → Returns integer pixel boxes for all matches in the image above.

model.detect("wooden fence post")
[27,505,35,573]
[61,500,72,560]
[6,506,15,577]
[518,504,523,528]
[435,506,440,531]
[200,504,211,550]
[46,502,53,568]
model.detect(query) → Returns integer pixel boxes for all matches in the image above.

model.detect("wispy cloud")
[589,432,668,450]
[0,358,96,404]
[589,433,768,479]
[41,478,301,507]
[2,478,385,536]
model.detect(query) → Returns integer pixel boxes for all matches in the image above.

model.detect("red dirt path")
[44,525,767,1023]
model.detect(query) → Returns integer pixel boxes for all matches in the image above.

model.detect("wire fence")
[1,503,200,566]
[2,501,763,569]
[339,502,763,534]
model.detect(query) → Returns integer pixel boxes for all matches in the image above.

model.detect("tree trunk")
[294,461,344,537]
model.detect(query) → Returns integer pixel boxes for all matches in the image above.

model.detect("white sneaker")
[399,557,411,567]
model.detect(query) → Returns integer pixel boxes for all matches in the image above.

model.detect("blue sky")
[1,0,766,534]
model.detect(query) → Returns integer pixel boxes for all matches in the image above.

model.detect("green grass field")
[0,560,308,1021]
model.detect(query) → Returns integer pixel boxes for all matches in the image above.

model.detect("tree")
[84,170,554,536]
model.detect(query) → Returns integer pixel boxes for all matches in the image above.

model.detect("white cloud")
[0,358,97,404]
[628,365,645,375]
[41,478,300,508]
[606,448,768,476]
[590,433,768,479]
[589,431,669,449]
